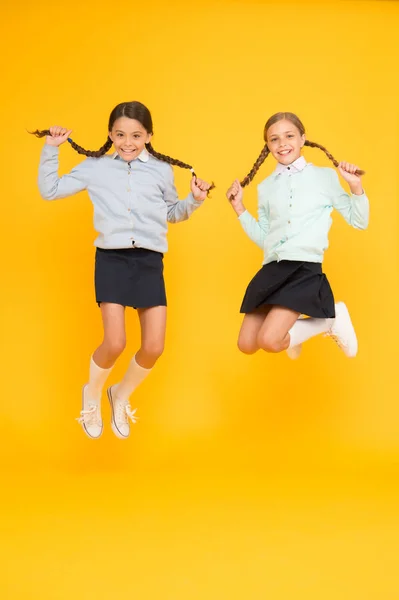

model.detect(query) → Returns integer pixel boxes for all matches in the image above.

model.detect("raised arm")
[38,126,88,200]
[331,162,369,230]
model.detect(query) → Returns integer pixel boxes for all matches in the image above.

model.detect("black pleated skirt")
[95,247,167,309]
[240,260,335,318]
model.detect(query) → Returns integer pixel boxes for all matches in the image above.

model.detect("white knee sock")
[114,355,151,402]
[87,356,113,400]
[289,317,333,348]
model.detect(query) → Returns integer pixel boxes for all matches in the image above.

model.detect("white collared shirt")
[111,148,150,162]
[274,155,309,175]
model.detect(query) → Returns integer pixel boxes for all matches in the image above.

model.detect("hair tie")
[67,138,73,144]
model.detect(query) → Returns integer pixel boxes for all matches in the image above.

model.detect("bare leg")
[108,306,167,438]
[79,303,126,438]
[237,306,271,354]
[93,303,126,368]
[136,306,167,368]
[257,306,301,353]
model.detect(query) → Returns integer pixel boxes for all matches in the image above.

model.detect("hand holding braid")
[31,126,72,148]
[31,129,214,194]
[31,127,113,157]
[227,138,365,207]
[226,112,365,207]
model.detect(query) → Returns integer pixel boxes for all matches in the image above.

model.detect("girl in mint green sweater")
[227,111,369,360]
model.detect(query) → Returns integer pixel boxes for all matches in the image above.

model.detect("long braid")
[229,111,365,204]
[305,140,365,176]
[228,144,270,201]
[30,121,215,191]
[240,144,270,187]
[68,137,112,157]
[146,142,215,191]
[30,129,112,158]
[146,142,194,172]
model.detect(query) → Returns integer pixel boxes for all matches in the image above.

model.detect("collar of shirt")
[273,156,310,176]
[112,148,150,163]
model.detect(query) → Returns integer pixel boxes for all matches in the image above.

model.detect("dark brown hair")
[239,111,365,187]
[31,101,214,189]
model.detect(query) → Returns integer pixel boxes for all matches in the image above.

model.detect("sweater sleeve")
[38,144,90,200]
[330,169,369,230]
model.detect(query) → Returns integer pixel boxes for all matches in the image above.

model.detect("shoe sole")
[107,387,129,440]
[80,384,103,440]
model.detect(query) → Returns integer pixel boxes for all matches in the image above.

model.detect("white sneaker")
[107,385,138,439]
[326,302,358,357]
[76,384,103,439]
[286,344,302,359]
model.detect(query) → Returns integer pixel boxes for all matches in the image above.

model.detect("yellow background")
[1,0,399,598]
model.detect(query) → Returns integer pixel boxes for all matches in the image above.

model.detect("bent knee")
[104,337,126,359]
[141,342,165,361]
[237,337,259,355]
[257,332,284,353]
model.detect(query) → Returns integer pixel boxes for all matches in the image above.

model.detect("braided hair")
[30,129,113,157]
[238,111,365,189]
[30,101,215,190]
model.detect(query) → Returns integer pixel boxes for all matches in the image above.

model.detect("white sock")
[87,356,113,401]
[289,317,333,348]
[114,354,151,402]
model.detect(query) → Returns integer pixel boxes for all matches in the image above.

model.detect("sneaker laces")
[115,399,138,425]
[76,403,101,427]
[126,405,138,424]
[325,326,349,350]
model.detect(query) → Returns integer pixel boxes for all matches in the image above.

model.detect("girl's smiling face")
[266,119,305,165]
[109,117,152,161]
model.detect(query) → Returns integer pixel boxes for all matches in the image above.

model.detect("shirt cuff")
[187,192,203,206]
[238,209,250,222]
